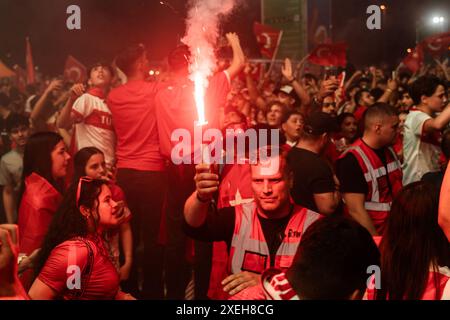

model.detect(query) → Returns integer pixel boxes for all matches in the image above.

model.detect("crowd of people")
[0,31,449,300]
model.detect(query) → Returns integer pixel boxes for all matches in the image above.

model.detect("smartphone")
[392,70,397,80]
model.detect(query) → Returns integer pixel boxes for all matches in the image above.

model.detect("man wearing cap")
[337,103,402,235]
[287,112,341,215]
[183,149,321,297]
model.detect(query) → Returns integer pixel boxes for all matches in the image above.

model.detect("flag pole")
[266,30,284,77]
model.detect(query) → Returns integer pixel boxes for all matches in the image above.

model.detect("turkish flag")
[64,55,87,83]
[253,22,283,59]
[421,32,450,58]
[402,44,424,73]
[238,61,264,82]
[308,42,347,67]
[25,37,35,84]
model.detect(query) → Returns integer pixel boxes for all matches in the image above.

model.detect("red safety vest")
[341,139,403,234]
[208,162,254,300]
[229,202,320,274]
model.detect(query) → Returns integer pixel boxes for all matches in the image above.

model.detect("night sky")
[0,0,448,76]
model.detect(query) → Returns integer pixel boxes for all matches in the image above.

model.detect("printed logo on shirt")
[287,229,302,238]
[84,110,114,131]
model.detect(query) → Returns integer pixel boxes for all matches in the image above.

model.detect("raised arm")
[0,224,29,300]
[30,79,63,125]
[281,58,311,106]
[344,70,363,90]
[244,63,267,110]
[377,78,397,103]
[439,163,450,241]
[423,104,450,133]
[56,83,85,130]
[225,32,245,80]
[184,164,219,228]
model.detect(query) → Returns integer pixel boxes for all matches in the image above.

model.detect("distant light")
[407,48,412,53]
[155,71,160,75]
[380,5,386,10]
[432,16,444,24]
[149,70,155,76]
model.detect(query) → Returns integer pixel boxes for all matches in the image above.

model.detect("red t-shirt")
[38,238,120,300]
[155,71,230,160]
[18,173,62,255]
[107,81,165,171]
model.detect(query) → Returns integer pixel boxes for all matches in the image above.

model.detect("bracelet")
[196,192,211,203]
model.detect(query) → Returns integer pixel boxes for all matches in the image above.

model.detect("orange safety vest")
[229,202,320,274]
[341,139,403,234]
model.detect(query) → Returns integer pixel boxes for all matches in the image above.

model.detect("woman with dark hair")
[367,181,450,300]
[334,113,358,153]
[72,147,132,281]
[18,132,70,259]
[28,178,133,299]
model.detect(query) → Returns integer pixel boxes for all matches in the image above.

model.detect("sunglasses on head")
[76,176,95,208]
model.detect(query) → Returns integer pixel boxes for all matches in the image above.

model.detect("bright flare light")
[193,71,208,126]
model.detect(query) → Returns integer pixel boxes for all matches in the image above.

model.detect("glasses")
[76,176,94,208]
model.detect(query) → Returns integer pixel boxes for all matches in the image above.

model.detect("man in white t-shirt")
[57,63,116,166]
[403,76,448,185]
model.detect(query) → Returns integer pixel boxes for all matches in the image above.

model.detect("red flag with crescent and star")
[64,55,87,83]
[402,44,424,73]
[308,42,347,67]
[253,22,283,59]
[421,32,450,58]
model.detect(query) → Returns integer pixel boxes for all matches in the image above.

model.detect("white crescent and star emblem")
[427,39,442,52]
[258,32,273,49]
[65,67,81,81]
[316,47,331,58]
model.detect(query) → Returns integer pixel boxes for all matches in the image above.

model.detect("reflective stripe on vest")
[230,202,320,274]
[364,201,391,211]
[346,145,400,209]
